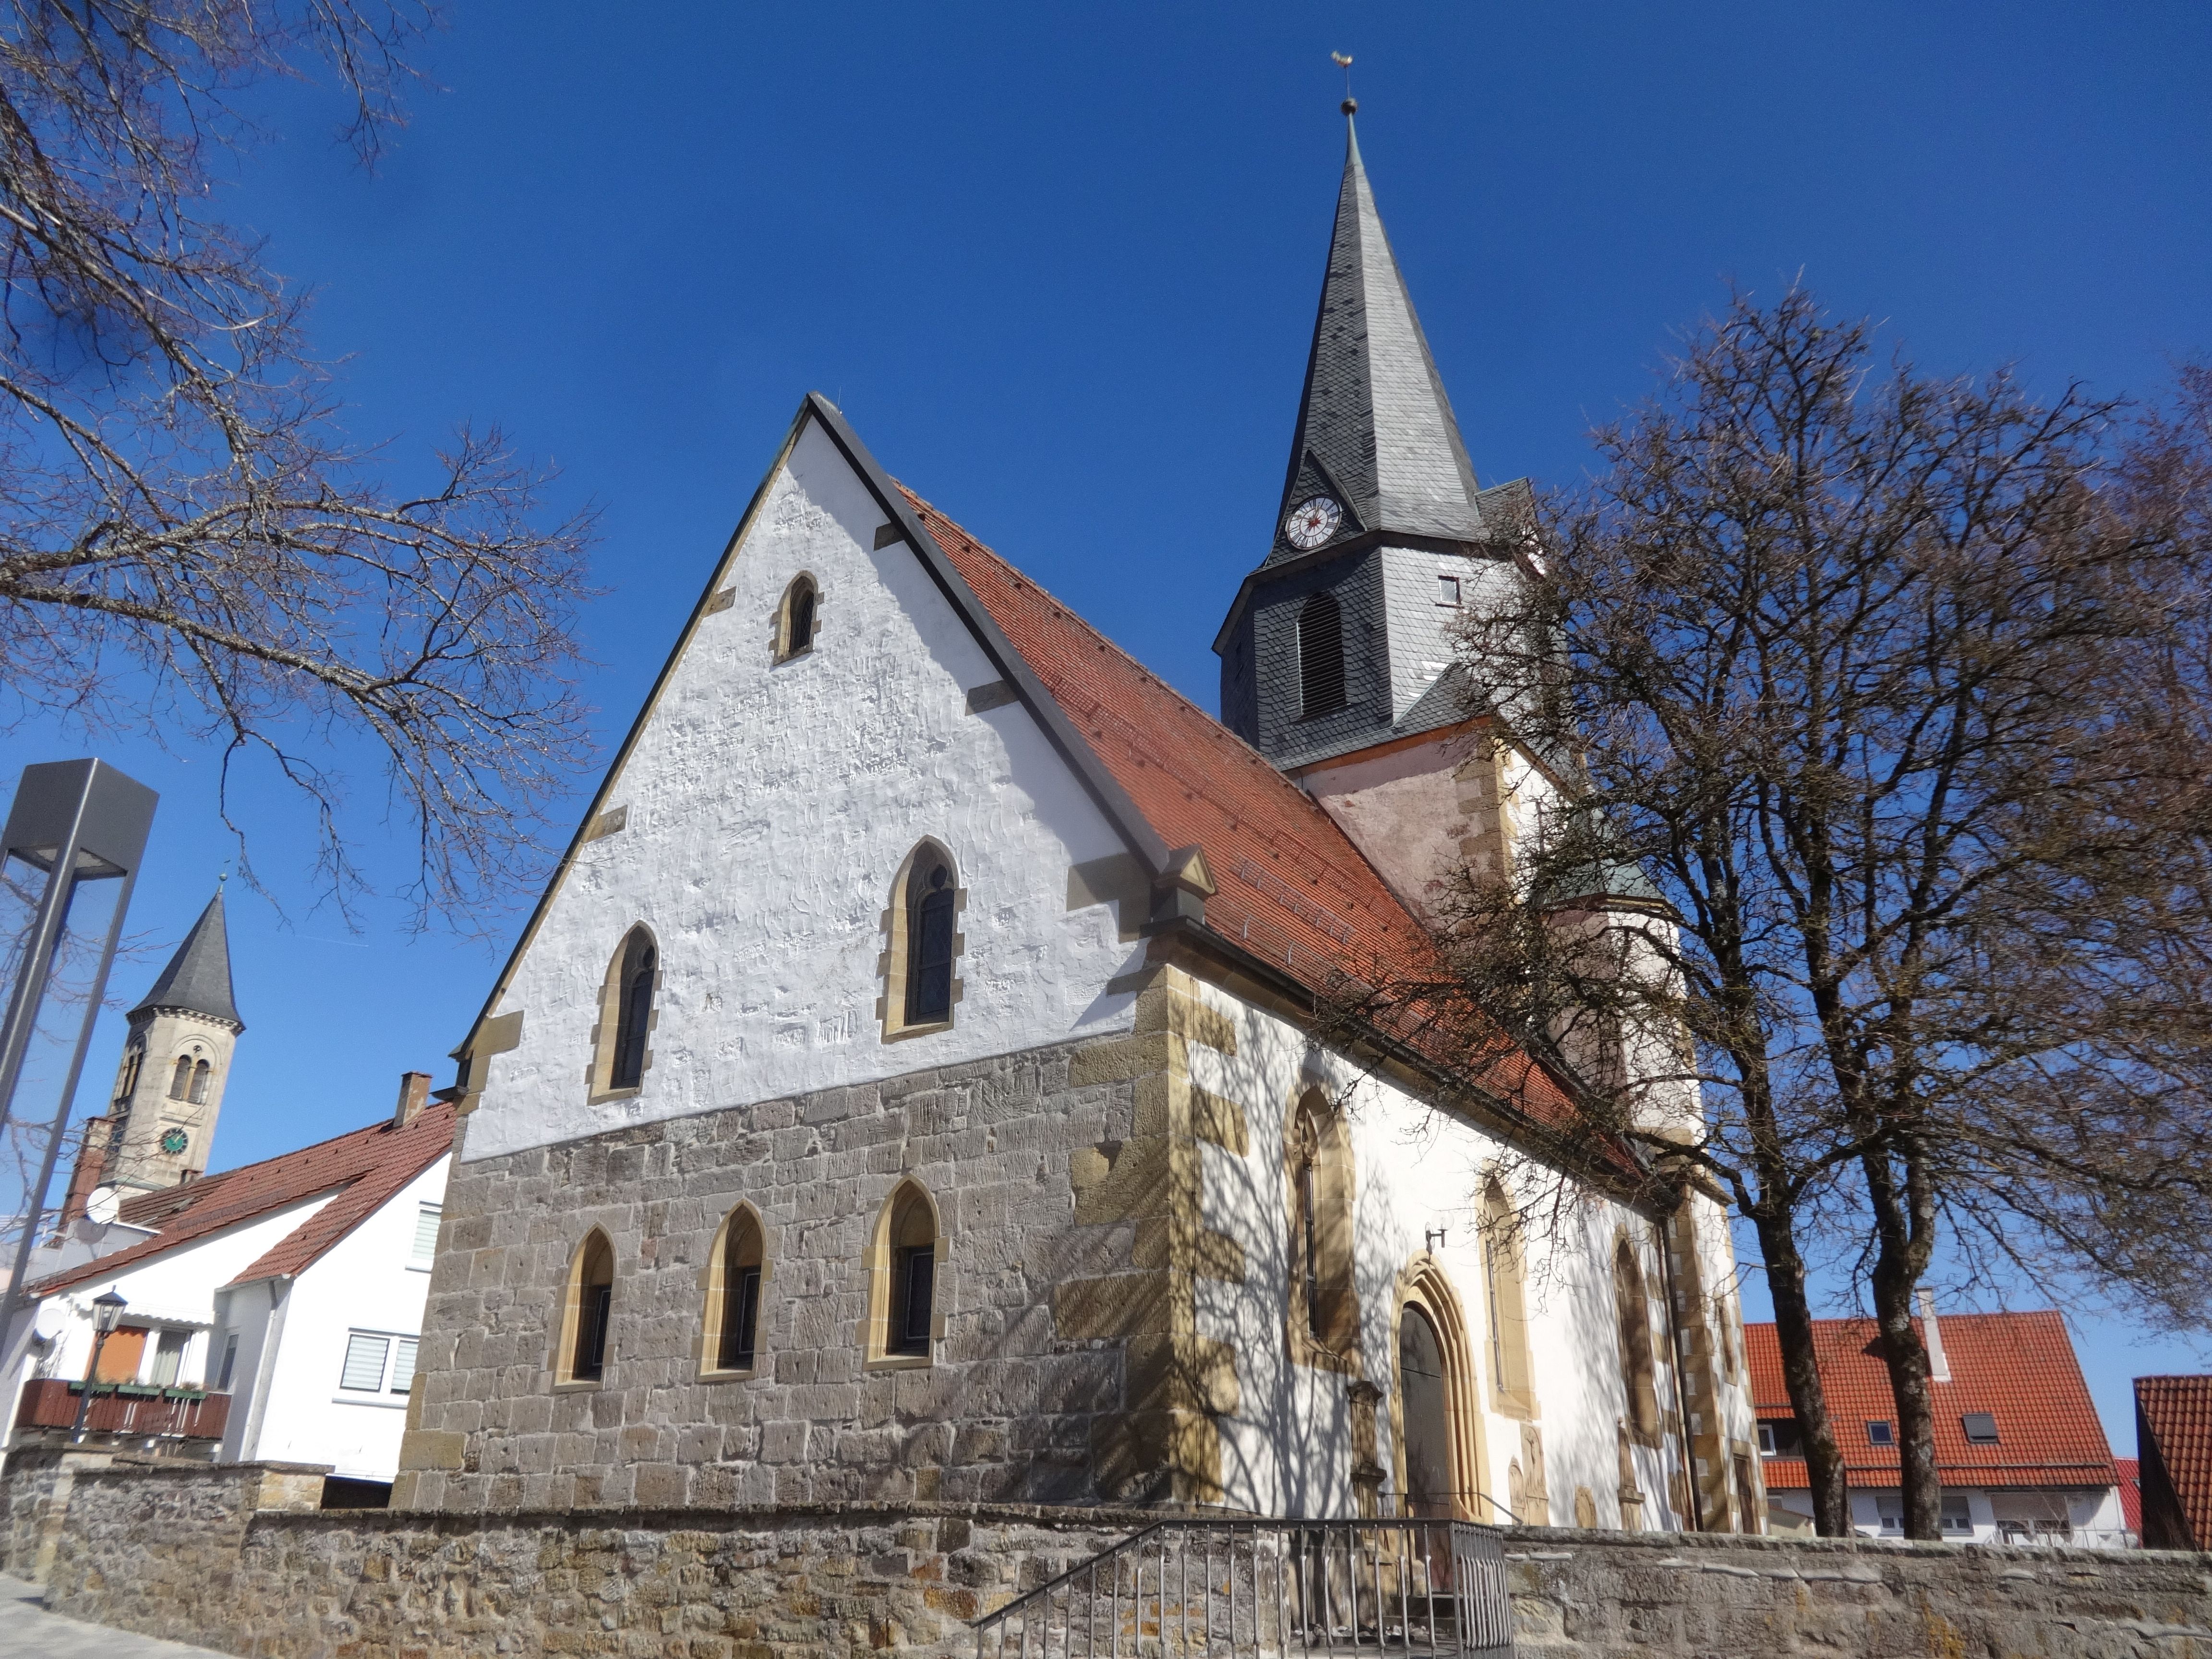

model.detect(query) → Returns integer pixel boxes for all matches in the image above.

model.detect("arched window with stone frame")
[590,926,659,1100]
[702,1203,768,1377]
[113,1045,142,1106]
[1479,1179,1537,1418]
[773,573,819,662]
[168,1055,193,1101]
[187,1058,211,1105]
[1298,591,1346,718]
[878,841,962,1040]
[556,1228,616,1386]
[1614,1234,1663,1444]
[1285,1088,1359,1365]
[864,1179,944,1368]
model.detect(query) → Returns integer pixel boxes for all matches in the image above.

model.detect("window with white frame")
[411,1202,442,1266]
[338,1330,419,1395]
[1875,1493,1974,1535]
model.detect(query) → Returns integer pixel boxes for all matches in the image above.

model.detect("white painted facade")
[466,422,1142,1165]
[1766,1483,2132,1550]
[2,1160,446,1484]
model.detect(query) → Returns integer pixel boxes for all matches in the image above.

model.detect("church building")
[396,115,1764,1531]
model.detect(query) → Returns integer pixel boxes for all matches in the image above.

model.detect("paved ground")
[0,1574,232,1658]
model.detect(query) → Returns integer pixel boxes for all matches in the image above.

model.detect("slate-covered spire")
[1265,113,1488,566]
[130,889,242,1030]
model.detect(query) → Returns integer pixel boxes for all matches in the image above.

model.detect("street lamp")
[70,1290,128,1442]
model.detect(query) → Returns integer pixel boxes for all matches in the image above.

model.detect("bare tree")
[1411,289,2212,1540]
[0,1,596,925]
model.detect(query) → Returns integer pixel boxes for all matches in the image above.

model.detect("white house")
[4,1075,454,1497]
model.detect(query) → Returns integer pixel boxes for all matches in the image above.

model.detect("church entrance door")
[1399,1303,1454,1517]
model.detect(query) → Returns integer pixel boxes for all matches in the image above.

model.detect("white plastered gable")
[463,414,1144,1161]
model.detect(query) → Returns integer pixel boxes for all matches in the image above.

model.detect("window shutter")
[391,1337,419,1395]
[339,1332,389,1392]
[412,1204,442,1262]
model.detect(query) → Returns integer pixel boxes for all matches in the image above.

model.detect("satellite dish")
[86,1187,120,1226]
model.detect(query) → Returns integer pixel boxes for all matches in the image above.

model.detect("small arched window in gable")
[559,1228,615,1385]
[1614,1235,1662,1443]
[867,1180,943,1367]
[775,574,819,662]
[881,842,962,1039]
[1286,1089,1359,1365]
[707,1205,766,1375]
[187,1059,211,1105]
[592,926,659,1099]
[168,1056,194,1101]
[1298,591,1346,719]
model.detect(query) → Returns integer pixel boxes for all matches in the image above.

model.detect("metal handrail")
[972,1515,1513,1659]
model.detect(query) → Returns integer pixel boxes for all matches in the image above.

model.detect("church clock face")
[159,1128,188,1155]
[1283,495,1343,551]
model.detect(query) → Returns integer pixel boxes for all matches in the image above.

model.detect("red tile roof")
[31,1104,455,1298]
[904,491,1584,1139]
[2135,1375,2212,1548]
[1746,1310,2115,1491]
[2116,1456,2142,1535]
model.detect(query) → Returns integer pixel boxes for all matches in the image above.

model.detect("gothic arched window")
[1298,592,1346,719]
[187,1059,211,1105]
[775,574,819,662]
[594,926,658,1097]
[1481,1180,1537,1417]
[1614,1236,1662,1443]
[168,1056,193,1101]
[560,1228,615,1384]
[708,1204,766,1374]
[905,852,955,1025]
[113,1046,142,1105]
[1286,1089,1358,1363]
[867,1180,942,1366]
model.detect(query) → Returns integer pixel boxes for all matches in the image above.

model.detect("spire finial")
[1332,51,1356,117]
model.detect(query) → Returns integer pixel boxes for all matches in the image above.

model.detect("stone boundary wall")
[10,1457,2212,1658]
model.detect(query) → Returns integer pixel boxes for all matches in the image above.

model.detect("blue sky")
[8,2,2208,1444]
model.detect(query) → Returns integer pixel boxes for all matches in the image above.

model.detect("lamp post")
[69,1289,127,1442]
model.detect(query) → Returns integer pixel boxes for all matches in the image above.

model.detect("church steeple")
[98,889,244,1191]
[129,889,241,1028]
[1217,112,1531,776]
[1265,112,1491,567]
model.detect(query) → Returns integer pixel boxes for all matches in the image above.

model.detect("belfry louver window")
[1298,593,1346,719]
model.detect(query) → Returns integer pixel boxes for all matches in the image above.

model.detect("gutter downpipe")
[1655,1191,1705,1531]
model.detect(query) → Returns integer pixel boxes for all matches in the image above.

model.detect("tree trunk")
[1863,1144,1941,1539]
[1755,1213,1852,1535]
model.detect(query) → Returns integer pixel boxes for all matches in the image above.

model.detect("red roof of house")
[2116,1456,2142,1535]
[2135,1375,2212,1547]
[31,1103,455,1298]
[906,491,1583,1139]
[1746,1310,2116,1491]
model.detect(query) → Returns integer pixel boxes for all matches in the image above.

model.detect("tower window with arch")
[1285,1089,1359,1366]
[1298,591,1346,719]
[187,1058,211,1105]
[557,1228,615,1385]
[168,1055,194,1101]
[112,1045,142,1106]
[866,1179,943,1367]
[1614,1235,1663,1444]
[1480,1180,1538,1418]
[705,1204,767,1375]
[774,573,819,662]
[879,842,962,1040]
[590,926,659,1100]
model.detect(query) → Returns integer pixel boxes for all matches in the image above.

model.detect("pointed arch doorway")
[1393,1264,1489,1521]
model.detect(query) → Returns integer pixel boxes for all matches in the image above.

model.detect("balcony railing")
[13,1377,230,1441]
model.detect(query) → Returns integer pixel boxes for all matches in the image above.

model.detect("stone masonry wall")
[19,1460,2212,1659]
[401,994,1240,1515]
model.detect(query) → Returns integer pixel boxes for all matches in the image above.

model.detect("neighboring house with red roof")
[395,118,1761,1530]
[2,1076,454,1495]
[2117,1456,2142,1537]
[2135,1375,2212,1550]
[1746,1309,2128,1547]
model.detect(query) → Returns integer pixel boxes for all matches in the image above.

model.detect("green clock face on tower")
[1283,495,1343,551]
[159,1128,188,1156]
